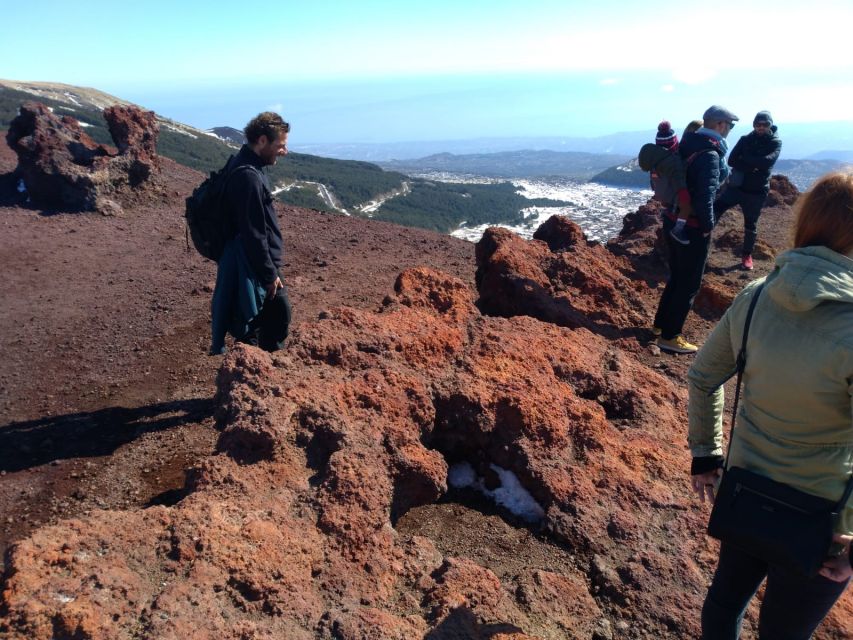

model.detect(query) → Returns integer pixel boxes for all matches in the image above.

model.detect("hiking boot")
[669,226,690,246]
[652,326,662,337]
[741,254,754,270]
[657,335,699,354]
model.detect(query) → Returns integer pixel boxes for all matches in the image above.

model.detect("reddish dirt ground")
[2,134,849,638]
[0,140,475,575]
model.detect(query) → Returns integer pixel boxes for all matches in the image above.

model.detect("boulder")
[476,217,651,339]
[5,101,160,213]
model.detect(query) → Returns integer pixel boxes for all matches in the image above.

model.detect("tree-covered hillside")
[372,179,569,232]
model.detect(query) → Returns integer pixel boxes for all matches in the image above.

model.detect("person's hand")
[266,276,282,300]
[691,469,723,504]
[819,534,853,583]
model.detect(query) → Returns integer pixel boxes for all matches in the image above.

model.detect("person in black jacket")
[210,112,292,354]
[653,105,738,354]
[713,111,782,270]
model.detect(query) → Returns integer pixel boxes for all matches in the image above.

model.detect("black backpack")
[185,157,250,261]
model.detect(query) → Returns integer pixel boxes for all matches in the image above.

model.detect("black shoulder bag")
[706,283,853,578]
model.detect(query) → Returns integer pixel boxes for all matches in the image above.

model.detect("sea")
[410,172,651,243]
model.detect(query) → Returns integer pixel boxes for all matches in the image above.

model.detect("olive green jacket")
[688,246,853,533]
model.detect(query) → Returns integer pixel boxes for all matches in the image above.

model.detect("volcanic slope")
[1,134,850,638]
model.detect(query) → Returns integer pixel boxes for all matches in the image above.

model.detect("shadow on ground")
[424,606,525,639]
[0,397,213,472]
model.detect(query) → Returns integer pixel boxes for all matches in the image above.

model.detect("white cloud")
[661,84,675,93]
[599,78,621,86]
[671,67,718,86]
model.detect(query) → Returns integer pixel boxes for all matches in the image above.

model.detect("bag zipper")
[734,482,813,514]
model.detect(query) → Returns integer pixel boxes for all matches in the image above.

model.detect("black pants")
[701,543,849,639]
[243,277,292,352]
[653,217,711,340]
[714,186,767,256]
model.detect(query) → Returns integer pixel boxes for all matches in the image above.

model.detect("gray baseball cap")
[703,105,739,123]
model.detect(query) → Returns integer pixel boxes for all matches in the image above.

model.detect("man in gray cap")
[653,104,738,354]
[713,110,782,270]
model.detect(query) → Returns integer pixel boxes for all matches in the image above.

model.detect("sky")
[3,0,853,144]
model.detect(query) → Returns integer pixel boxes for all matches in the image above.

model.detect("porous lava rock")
[605,200,667,262]
[768,174,799,206]
[476,217,651,340]
[103,104,160,184]
[2,266,716,638]
[5,101,160,213]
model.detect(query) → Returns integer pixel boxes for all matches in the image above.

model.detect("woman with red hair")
[687,171,853,638]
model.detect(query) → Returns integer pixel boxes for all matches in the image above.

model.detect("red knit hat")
[656,120,679,151]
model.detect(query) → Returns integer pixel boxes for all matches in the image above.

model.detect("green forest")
[372,180,569,232]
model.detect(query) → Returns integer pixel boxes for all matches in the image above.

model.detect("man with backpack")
[653,105,739,354]
[713,111,782,270]
[209,111,292,355]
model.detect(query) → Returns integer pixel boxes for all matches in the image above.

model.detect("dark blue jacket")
[679,131,728,233]
[727,126,782,194]
[210,237,266,355]
[224,145,283,285]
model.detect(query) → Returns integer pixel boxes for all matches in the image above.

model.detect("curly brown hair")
[793,172,853,255]
[244,112,290,145]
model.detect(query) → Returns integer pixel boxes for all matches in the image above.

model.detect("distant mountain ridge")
[298,124,853,164]
[379,149,632,180]
[589,156,852,192]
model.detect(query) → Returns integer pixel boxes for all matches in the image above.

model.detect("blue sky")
[3,0,853,143]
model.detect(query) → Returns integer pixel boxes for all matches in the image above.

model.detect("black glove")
[691,455,724,475]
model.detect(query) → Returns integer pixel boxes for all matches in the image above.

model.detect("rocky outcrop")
[5,101,160,214]
[476,217,651,341]
[769,174,799,206]
[605,200,667,263]
[2,265,715,639]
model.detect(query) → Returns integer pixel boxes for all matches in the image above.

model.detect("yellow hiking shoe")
[657,335,698,354]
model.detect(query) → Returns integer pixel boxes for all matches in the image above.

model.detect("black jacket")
[224,145,283,286]
[679,131,728,233]
[727,126,782,194]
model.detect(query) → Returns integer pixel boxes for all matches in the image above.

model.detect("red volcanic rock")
[103,105,160,184]
[769,174,799,206]
[531,214,586,252]
[1,265,714,638]
[104,105,158,156]
[606,200,667,262]
[694,278,736,317]
[476,217,651,339]
[5,102,111,211]
[5,101,160,213]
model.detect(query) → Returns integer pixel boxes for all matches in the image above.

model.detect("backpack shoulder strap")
[685,148,715,166]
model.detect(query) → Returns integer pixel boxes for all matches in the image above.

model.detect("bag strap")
[724,283,853,515]
[723,282,765,467]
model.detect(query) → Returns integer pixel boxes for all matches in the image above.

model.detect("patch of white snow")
[446,462,545,523]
